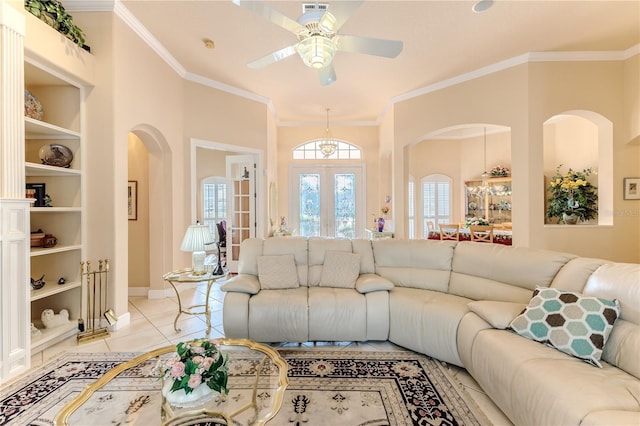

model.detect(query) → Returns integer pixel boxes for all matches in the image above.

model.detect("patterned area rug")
[0,349,488,425]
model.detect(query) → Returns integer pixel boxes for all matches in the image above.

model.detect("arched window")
[422,174,452,236]
[293,139,362,160]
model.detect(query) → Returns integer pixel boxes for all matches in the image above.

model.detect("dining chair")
[470,225,494,243]
[426,221,435,233]
[439,224,460,241]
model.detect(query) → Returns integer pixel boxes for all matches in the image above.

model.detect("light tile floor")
[26,280,513,426]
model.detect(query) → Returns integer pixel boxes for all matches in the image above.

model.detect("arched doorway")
[127,125,173,298]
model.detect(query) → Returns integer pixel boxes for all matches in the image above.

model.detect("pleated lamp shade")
[180,223,214,275]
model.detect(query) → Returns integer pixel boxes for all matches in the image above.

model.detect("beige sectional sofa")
[221,236,640,426]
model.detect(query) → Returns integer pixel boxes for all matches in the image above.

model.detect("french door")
[226,155,256,272]
[290,165,365,238]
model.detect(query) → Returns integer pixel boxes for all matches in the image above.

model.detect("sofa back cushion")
[238,237,309,285]
[373,239,456,292]
[320,251,361,288]
[308,237,353,286]
[581,262,640,379]
[450,242,575,303]
[550,257,610,293]
[257,254,300,289]
[351,238,376,274]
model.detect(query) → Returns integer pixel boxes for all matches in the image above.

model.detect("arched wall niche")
[406,123,512,237]
[542,110,613,226]
[128,124,174,297]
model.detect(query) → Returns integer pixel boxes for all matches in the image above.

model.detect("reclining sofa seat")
[376,239,575,366]
[221,236,392,343]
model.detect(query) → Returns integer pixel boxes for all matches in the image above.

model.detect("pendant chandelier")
[318,108,337,158]
[478,126,491,195]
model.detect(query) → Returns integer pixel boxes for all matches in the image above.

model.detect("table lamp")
[180,222,214,276]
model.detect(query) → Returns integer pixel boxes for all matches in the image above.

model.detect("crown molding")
[184,72,270,106]
[113,1,187,78]
[59,2,640,128]
[378,44,640,125]
[61,1,114,12]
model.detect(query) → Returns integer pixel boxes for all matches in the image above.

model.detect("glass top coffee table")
[54,339,288,426]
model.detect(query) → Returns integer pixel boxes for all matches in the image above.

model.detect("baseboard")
[128,287,149,297]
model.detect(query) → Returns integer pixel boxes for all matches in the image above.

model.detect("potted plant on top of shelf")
[546,165,598,224]
[24,0,89,51]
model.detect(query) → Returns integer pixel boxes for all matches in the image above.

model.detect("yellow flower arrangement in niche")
[546,165,597,224]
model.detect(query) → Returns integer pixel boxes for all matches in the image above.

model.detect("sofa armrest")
[356,273,394,294]
[467,300,526,329]
[220,274,260,294]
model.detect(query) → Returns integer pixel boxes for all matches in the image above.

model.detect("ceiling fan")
[232,0,403,86]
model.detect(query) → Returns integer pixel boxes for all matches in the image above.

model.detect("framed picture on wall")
[128,181,138,220]
[623,178,640,200]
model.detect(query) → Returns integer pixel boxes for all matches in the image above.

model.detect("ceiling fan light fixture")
[297,35,336,69]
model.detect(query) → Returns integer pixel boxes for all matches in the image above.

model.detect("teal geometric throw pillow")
[509,287,620,367]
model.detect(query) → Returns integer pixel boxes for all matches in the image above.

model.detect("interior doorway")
[190,139,264,273]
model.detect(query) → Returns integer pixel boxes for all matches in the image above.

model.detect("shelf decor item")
[24,89,44,120]
[490,165,510,177]
[39,144,73,168]
[546,165,598,224]
[26,183,46,206]
[157,338,229,408]
[465,216,490,227]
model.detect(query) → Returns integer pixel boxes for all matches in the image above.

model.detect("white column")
[0,0,30,383]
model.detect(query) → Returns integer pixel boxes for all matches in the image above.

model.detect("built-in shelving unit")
[465,177,512,224]
[25,60,84,354]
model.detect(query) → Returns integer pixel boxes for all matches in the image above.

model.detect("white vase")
[162,379,216,408]
[562,212,579,225]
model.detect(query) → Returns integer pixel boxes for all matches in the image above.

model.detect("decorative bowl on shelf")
[30,232,44,247]
[39,144,73,168]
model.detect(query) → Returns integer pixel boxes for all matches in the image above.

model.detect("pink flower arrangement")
[490,165,510,177]
[157,338,229,395]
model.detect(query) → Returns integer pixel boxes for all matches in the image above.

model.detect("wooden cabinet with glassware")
[464,177,512,224]
[25,61,85,354]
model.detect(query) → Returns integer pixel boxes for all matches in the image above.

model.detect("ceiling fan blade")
[318,64,337,86]
[247,45,297,69]
[337,34,403,58]
[232,0,308,36]
[319,1,363,33]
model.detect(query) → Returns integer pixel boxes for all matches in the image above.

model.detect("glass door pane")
[291,166,364,238]
[299,173,320,237]
[334,173,356,238]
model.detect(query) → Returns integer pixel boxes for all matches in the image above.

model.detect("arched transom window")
[293,139,362,160]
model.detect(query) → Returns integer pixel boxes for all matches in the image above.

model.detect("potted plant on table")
[157,338,229,407]
[546,165,598,224]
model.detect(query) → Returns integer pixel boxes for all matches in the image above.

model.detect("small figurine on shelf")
[41,308,70,329]
[30,323,42,337]
[43,194,52,207]
[31,274,45,290]
[58,277,66,285]
[377,217,385,232]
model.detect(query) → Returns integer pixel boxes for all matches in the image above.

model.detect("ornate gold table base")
[54,338,289,426]
[162,269,226,335]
